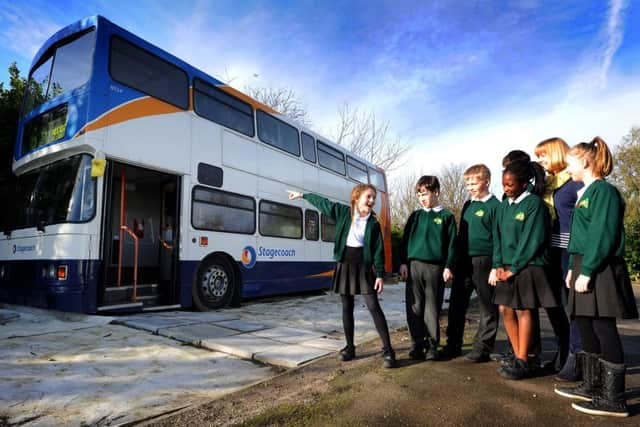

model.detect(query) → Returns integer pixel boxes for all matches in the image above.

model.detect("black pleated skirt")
[332,246,374,295]
[567,255,639,319]
[493,265,559,309]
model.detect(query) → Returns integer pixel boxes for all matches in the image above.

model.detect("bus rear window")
[369,167,386,192]
[347,156,368,183]
[22,104,68,155]
[110,36,189,109]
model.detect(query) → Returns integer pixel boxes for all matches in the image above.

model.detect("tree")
[244,86,312,128]
[437,163,468,222]
[0,62,27,228]
[611,127,640,277]
[389,172,420,228]
[331,103,410,173]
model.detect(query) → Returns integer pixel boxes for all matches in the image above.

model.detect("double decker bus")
[0,16,392,314]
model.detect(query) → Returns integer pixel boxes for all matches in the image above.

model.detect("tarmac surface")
[2,284,638,426]
[0,285,410,426]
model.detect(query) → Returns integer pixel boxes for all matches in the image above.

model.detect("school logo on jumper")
[433,217,443,225]
[474,209,485,217]
[514,212,526,221]
[578,198,589,208]
[241,246,257,269]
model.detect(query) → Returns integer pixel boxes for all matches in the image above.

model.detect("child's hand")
[399,264,408,280]
[500,269,514,282]
[374,278,384,294]
[574,274,591,293]
[565,270,573,289]
[287,190,303,200]
[488,269,498,286]
[494,267,505,282]
[442,268,453,282]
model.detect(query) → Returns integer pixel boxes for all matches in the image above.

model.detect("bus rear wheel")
[193,255,236,310]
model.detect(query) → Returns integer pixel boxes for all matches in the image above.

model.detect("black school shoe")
[425,346,439,361]
[383,349,397,368]
[408,347,426,361]
[498,358,529,380]
[339,346,356,362]
[439,345,462,359]
[465,348,491,363]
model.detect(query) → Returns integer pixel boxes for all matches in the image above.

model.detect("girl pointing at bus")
[288,185,397,368]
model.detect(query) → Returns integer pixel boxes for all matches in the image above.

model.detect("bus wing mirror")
[91,159,106,178]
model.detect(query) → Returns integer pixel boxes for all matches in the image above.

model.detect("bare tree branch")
[437,163,469,222]
[245,86,312,127]
[332,103,410,172]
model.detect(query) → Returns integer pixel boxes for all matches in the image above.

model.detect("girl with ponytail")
[554,137,638,417]
[489,160,562,380]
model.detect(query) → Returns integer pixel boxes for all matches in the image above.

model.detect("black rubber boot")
[554,352,601,401]
[572,360,628,417]
[555,352,583,382]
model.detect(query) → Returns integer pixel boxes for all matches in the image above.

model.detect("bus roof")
[29,15,382,172]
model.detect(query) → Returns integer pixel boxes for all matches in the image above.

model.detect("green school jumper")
[459,196,501,257]
[303,193,385,278]
[568,179,625,276]
[493,193,549,274]
[401,208,457,268]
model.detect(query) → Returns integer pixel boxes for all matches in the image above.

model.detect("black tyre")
[192,255,236,310]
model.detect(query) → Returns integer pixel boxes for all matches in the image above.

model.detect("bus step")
[97,302,144,313]
[142,304,181,312]
[103,284,159,304]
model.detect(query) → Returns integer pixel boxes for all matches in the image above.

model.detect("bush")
[625,216,640,281]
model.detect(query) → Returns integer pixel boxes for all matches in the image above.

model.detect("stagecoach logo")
[12,244,36,254]
[241,246,257,269]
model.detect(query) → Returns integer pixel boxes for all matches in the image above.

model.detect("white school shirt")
[421,205,444,212]
[472,193,494,202]
[508,191,530,205]
[346,213,371,247]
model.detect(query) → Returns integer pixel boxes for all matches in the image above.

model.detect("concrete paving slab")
[300,337,345,351]
[153,311,240,323]
[0,324,273,427]
[0,305,113,339]
[254,344,331,368]
[112,316,201,334]
[157,323,240,344]
[200,334,283,360]
[213,319,272,332]
[250,326,325,344]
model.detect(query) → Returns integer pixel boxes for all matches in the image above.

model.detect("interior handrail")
[120,225,139,302]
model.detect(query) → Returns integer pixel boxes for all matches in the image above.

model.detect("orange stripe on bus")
[305,270,335,278]
[81,97,183,134]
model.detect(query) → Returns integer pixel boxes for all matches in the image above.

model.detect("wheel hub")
[201,265,228,300]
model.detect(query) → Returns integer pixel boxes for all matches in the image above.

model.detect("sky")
[1,0,639,190]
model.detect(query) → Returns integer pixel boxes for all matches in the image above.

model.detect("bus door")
[98,161,181,312]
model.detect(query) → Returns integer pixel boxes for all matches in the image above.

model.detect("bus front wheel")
[193,255,236,310]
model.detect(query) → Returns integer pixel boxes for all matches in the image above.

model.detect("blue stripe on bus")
[178,260,334,305]
[0,259,99,313]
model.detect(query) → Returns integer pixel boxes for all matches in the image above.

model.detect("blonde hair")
[569,136,613,178]
[350,183,377,218]
[534,137,570,174]
[464,164,491,181]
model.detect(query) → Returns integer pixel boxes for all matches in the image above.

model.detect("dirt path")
[144,320,640,427]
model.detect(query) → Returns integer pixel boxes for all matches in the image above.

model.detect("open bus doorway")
[98,161,180,312]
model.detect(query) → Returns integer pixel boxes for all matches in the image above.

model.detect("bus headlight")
[0,265,5,279]
[48,265,56,279]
